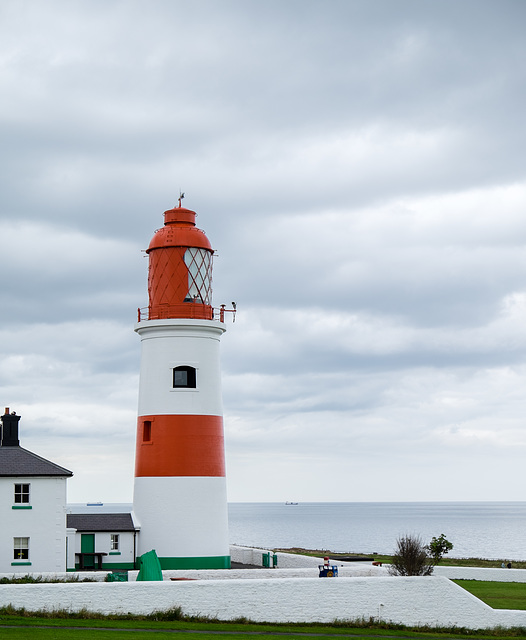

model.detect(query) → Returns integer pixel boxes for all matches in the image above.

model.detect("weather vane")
[178,191,185,208]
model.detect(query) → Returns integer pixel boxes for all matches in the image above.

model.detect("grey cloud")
[1,0,526,502]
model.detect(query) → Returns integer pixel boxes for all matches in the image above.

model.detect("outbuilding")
[66,511,139,571]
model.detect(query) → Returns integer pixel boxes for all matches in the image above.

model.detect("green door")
[81,534,95,569]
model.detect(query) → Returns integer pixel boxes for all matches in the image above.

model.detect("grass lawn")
[0,618,526,640]
[2,612,526,640]
[0,630,193,639]
[453,580,526,610]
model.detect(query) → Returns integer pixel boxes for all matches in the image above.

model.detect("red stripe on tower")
[135,415,226,477]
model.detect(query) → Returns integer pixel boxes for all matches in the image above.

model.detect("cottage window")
[14,537,29,560]
[14,484,30,504]
[110,534,119,551]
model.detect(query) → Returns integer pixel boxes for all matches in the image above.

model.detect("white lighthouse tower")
[133,199,231,569]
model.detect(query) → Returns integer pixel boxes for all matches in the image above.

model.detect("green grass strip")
[2,606,526,639]
[453,580,526,610]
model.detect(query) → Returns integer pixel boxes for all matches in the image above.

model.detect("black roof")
[0,446,73,477]
[67,513,137,532]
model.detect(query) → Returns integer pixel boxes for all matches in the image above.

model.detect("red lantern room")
[145,203,214,321]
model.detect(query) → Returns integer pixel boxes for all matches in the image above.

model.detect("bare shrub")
[388,534,434,576]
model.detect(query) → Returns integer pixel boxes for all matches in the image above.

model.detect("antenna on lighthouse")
[178,191,185,208]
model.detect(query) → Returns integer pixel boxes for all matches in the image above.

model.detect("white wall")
[231,546,526,582]
[134,477,229,559]
[1,576,526,629]
[0,476,68,573]
[232,545,327,568]
[66,529,76,571]
[135,319,225,416]
[2,546,526,629]
[435,565,526,582]
[231,545,389,573]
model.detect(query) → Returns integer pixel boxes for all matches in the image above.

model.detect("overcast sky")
[1,0,525,504]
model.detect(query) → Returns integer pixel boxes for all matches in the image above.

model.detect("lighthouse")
[133,199,231,569]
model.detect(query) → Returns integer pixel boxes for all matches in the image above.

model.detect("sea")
[228,502,526,561]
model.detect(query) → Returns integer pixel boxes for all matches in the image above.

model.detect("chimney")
[1,408,21,447]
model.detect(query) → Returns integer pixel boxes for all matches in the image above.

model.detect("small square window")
[110,534,119,551]
[173,366,196,388]
[14,537,29,560]
[14,484,30,504]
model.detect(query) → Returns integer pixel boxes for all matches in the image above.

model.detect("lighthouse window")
[142,421,152,442]
[173,366,196,389]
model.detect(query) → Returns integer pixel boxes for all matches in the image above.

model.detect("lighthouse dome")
[147,206,213,253]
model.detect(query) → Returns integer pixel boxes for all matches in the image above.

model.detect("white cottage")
[0,409,73,573]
